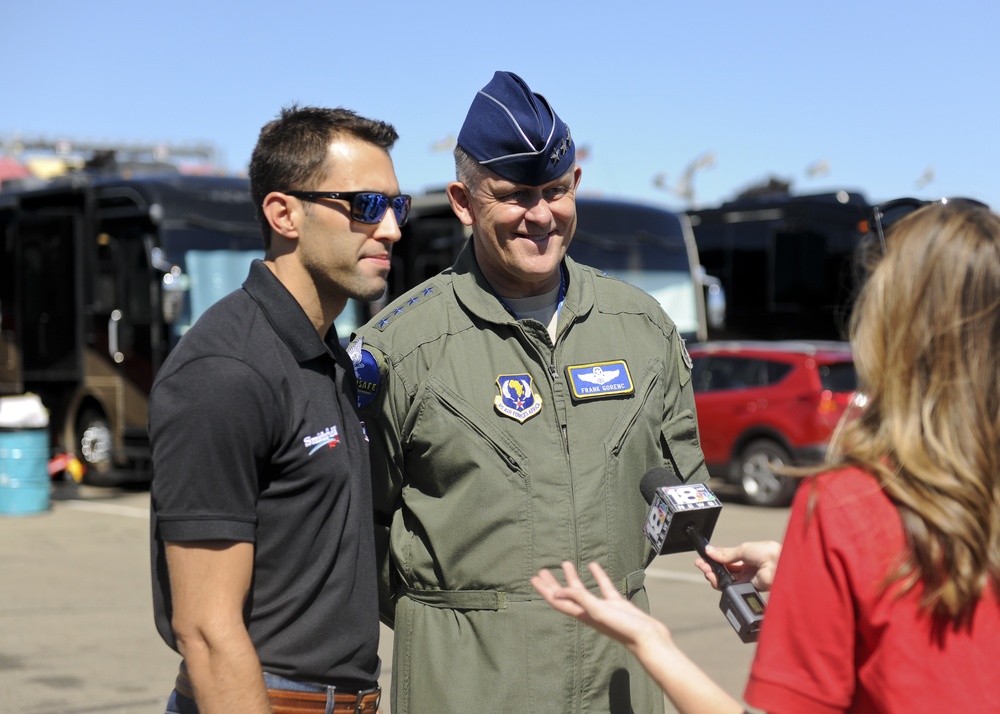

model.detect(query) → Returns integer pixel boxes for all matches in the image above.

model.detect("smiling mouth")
[516,232,553,243]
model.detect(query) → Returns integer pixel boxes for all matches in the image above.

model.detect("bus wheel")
[735,439,798,508]
[77,410,113,478]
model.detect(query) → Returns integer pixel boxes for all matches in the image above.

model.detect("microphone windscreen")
[640,466,682,504]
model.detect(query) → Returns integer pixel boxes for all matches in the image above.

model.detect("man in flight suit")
[351,72,708,713]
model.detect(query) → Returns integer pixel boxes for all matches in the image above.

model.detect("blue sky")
[3,1,997,212]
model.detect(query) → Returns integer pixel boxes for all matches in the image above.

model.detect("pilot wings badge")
[578,366,620,385]
[494,373,543,423]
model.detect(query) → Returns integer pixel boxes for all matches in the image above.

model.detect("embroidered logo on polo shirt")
[494,373,542,423]
[304,425,340,455]
[567,360,634,400]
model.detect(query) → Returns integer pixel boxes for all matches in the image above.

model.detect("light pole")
[653,151,716,207]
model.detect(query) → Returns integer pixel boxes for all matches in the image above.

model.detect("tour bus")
[686,190,871,342]
[1,176,717,485]
[0,171,264,483]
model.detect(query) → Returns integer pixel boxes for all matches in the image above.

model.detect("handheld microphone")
[640,467,766,643]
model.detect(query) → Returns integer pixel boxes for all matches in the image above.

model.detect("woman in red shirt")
[534,198,1000,714]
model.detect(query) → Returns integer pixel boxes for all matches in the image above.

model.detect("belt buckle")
[352,685,380,713]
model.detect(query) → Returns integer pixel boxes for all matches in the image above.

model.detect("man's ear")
[446,181,476,227]
[262,192,301,240]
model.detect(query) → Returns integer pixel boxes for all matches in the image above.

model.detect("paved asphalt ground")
[0,480,789,714]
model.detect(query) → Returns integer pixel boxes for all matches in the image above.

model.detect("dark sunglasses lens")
[392,196,411,226]
[869,200,924,239]
[351,193,390,224]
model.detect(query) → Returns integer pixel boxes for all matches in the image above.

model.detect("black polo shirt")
[149,259,378,688]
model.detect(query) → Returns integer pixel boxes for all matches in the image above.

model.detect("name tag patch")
[567,360,634,400]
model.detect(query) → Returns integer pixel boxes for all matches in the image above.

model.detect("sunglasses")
[286,190,412,226]
[868,197,989,254]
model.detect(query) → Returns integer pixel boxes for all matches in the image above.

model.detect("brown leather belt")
[175,669,380,714]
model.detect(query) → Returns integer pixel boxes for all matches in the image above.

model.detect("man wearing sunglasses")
[351,72,708,713]
[150,105,403,714]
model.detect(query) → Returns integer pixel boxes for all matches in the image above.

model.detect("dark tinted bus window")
[728,222,769,310]
[773,228,827,307]
[20,216,78,375]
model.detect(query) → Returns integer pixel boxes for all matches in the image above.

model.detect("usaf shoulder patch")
[566,360,634,401]
[348,337,381,410]
[494,373,543,423]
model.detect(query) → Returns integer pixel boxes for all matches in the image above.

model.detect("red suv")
[688,341,857,507]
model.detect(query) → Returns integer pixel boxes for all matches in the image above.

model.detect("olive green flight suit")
[353,244,708,713]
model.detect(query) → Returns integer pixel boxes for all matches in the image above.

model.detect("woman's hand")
[695,541,781,592]
[531,561,670,651]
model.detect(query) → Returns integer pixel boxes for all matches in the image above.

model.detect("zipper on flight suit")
[547,361,570,455]
[518,319,570,456]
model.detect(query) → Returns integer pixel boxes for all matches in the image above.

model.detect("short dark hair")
[248,105,399,247]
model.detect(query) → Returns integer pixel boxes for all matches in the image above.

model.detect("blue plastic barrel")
[0,429,51,515]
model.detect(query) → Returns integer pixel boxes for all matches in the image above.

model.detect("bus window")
[572,201,703,340]
[19,215,78,376]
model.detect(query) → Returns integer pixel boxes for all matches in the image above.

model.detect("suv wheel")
[735,439,798,507]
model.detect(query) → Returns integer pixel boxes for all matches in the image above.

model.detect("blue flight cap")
[457,71,575,186]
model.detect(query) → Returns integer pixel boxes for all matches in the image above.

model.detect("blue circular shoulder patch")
[354,348,382,410]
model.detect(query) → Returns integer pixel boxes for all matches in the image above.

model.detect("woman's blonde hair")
[830,200,1000,623]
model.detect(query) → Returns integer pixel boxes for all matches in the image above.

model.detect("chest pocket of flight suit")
[408,376,528,488]
[399,376,533,591]
[601,358,669,576]
[603,357,663,461]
